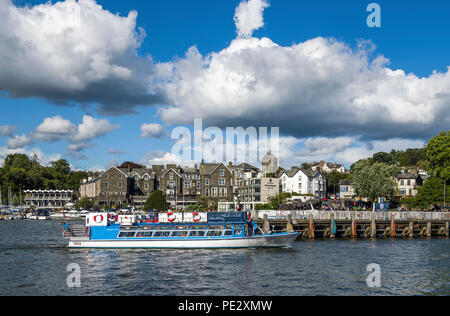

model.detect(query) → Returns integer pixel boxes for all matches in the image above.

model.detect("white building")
[311,161,346,173]
[279,168,326,197]
[24,190,75,209]
[339,180,356,199]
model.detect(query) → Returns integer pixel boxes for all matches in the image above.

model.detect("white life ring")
[168,211,176,222]
[94,215,104,223]
[193,212,201,222]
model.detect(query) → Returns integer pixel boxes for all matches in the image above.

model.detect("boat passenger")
[247,219,253,236]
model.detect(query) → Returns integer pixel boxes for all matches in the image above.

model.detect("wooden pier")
[253,211,450,239]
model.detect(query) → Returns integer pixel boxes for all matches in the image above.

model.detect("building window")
[196,182,201,189]
[205,178,210,185]
[205,188,209,196]
[144,175,149,181]
[118,182,122,188]
[184,181,191,188]
[186,174,190,180]
[169,173,174,180]
[219,178,226,186]
[219,170,225,176]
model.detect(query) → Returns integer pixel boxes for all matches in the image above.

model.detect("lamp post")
[444,180,447,209]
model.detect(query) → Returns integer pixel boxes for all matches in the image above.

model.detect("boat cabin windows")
[234,225,244,236]
[171,231,188,237]
[207,230,223,237]
[153,231,171,237]
[116,223,254,239]
[206,225,225,237]
[136,231,153,238]
[189,230,206,237]
[118,231,136,238]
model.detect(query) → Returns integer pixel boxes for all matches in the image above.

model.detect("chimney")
[228,162,233,168]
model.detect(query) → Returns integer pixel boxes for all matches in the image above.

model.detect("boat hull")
[68,233,300,249]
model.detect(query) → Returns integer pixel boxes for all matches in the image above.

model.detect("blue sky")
[0,0,449,170]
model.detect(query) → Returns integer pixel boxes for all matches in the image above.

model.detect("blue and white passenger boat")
[63,212,300,249]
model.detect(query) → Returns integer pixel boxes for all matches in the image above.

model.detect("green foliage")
[0,154,88,202]
[425,131,450,181]
[75,197,94,210]
[255,203,274,210]
[143,190,168,211]
[351,159,398,201]
[414,177,449,208]
[268,192,292,210]
[323,171,352,195]
[373,152,395,165]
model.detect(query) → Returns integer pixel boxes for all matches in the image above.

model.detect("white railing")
[251,210,450,221]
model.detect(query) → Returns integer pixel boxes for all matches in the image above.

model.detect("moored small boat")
[63,212,300,249]
[29,209,51,220]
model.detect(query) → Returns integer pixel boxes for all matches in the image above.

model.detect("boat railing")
[63,224,86,238]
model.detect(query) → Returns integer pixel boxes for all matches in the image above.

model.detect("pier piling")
[255,211,450,240]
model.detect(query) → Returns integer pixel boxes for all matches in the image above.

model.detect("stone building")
[261,152,278,176]
[237,177,280,211]
[200,162,235,210]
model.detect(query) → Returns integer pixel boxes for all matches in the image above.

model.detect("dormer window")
[219,170,225,176]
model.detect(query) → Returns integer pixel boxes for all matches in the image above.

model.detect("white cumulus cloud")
[157,2,450,143]
[0,0,167,114]
[140,123,168,139]
[234,0,270,38]
[6,134,34,149]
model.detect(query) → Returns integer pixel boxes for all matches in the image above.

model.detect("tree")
[324,171,352,195]
[373,152,395,165]
[425,131,450,181]
[351,159,398,202]
[76,197,94,210]
[143,191,168,211]
[268,193,292,210]
[414,177,449,209]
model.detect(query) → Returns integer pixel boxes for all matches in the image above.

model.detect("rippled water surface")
[0,220,448,296]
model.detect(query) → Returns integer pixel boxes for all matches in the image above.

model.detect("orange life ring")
[193,212,200,222]
[168,211,176,222]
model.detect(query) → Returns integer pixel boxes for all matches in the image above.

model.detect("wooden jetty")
[253,210,450,239]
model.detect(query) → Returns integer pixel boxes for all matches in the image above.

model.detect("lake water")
[0,220,448,296]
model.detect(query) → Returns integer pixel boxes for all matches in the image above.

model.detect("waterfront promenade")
[253,210,450,239]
